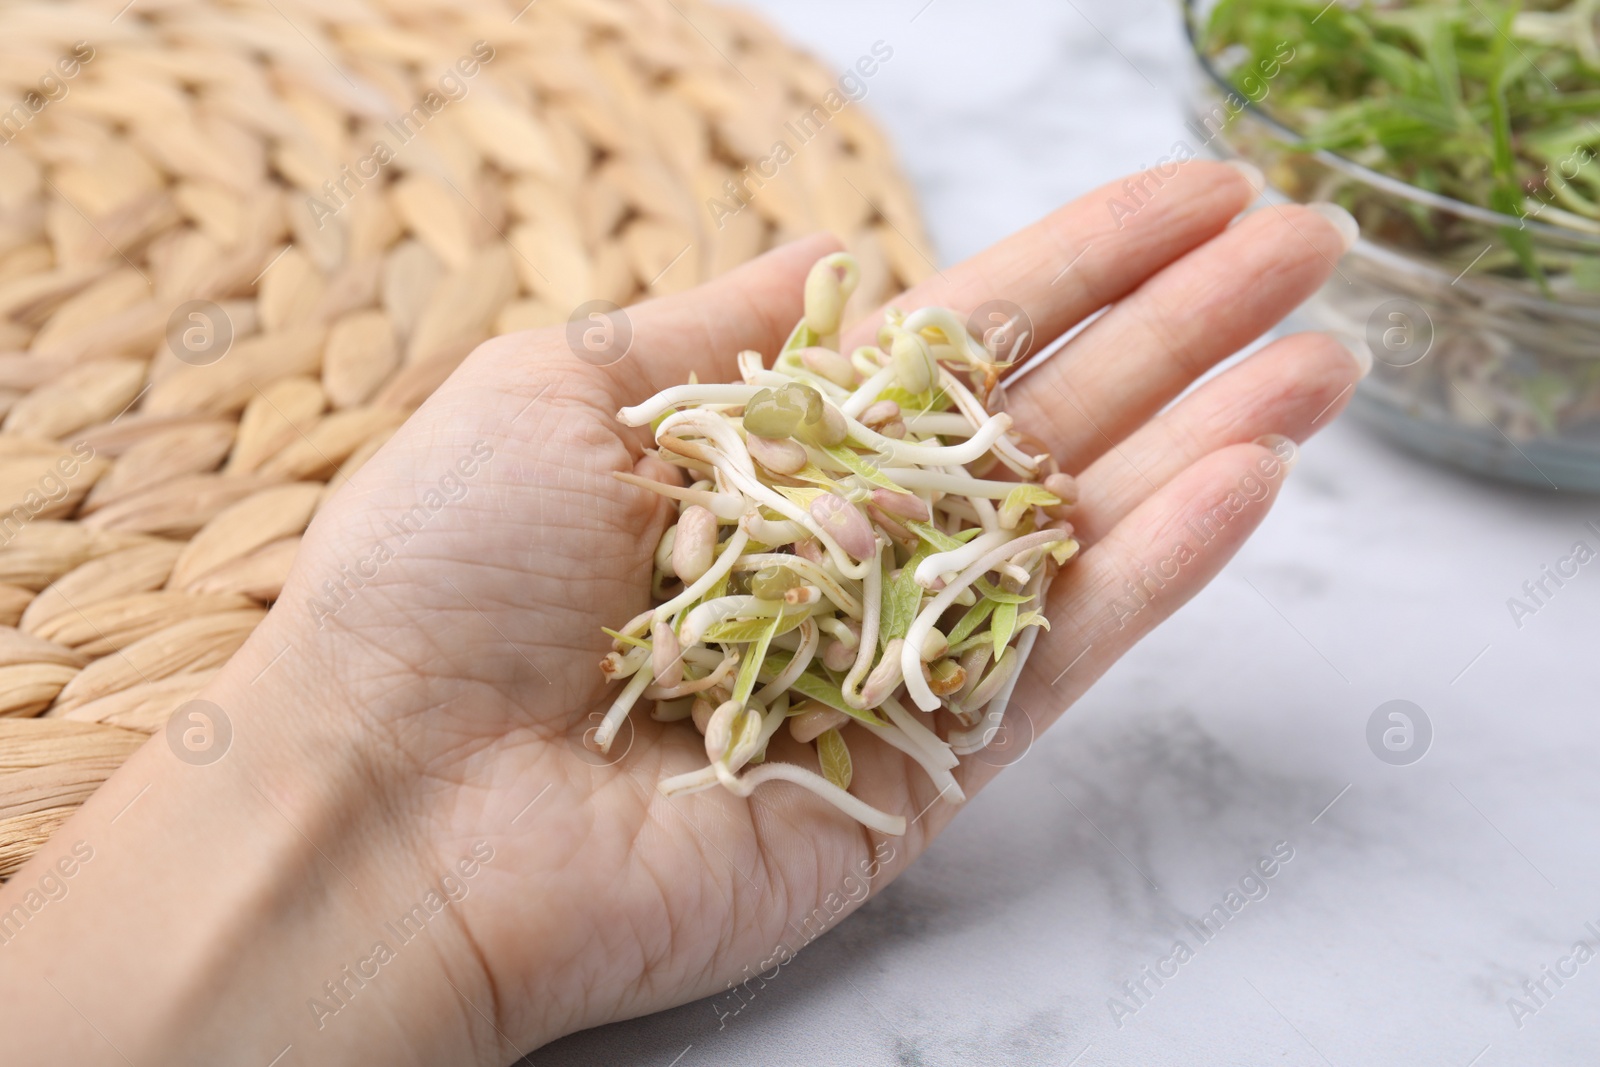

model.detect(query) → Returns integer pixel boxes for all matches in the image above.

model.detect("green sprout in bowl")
[1193,0,1600,463]
[1200,0,1600,293]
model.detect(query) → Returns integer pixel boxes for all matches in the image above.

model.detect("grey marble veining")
[539,1,1600,1063]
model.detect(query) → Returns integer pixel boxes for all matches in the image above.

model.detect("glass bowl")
[1181,0,1600,492]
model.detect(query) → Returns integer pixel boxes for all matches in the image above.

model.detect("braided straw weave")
[0,0,933,877]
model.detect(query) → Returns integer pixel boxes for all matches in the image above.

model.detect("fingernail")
[1337,333,1373,379]
[1253,433,1299,473]
[1308,201,1359,252]
[1225,159,1266,195]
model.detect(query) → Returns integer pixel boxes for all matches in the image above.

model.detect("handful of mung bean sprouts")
[597,254,1080,835]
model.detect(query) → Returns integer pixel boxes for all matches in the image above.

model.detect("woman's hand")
[0,162,1364,1065]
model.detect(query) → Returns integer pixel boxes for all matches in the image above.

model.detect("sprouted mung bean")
[595,254,1079,835]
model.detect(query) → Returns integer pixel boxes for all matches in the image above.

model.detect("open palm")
[228,161,1363,1057]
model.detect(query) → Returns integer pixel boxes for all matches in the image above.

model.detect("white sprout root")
[598,254,1081,835]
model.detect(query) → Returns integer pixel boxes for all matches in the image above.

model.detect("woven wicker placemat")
[0,0,933,877]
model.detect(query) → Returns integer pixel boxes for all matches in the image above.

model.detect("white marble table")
[540,1,1600,1063]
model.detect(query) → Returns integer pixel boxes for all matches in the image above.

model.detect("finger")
[1006,201,1355,473]
[840,160,1262,355]
[1040,441,1290,693]
[944,441,1291,807]
[1070,331,1367,543]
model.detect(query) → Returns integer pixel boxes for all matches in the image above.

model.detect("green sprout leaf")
[821,444,902,490]
[702,613,809,643]
[877,385,953,414]
[946,596,997,646]
[948,632,993,656]
[974,577,1034,605]
[602,627,652,651]
[762,652,888,728]
[904,519,961,551]
[781,320,821,355]
[991,600,1019,660]
[773,485,825,510]
[1016,611,1051,633]
[787,462,843,490]
[904,519,985,551]
[817,727,853,790]
[880,545,933,650]
[999,484,1061,528]
[731,613,782,708]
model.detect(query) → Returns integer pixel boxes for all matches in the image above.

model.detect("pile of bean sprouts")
[596,254,1079,835]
